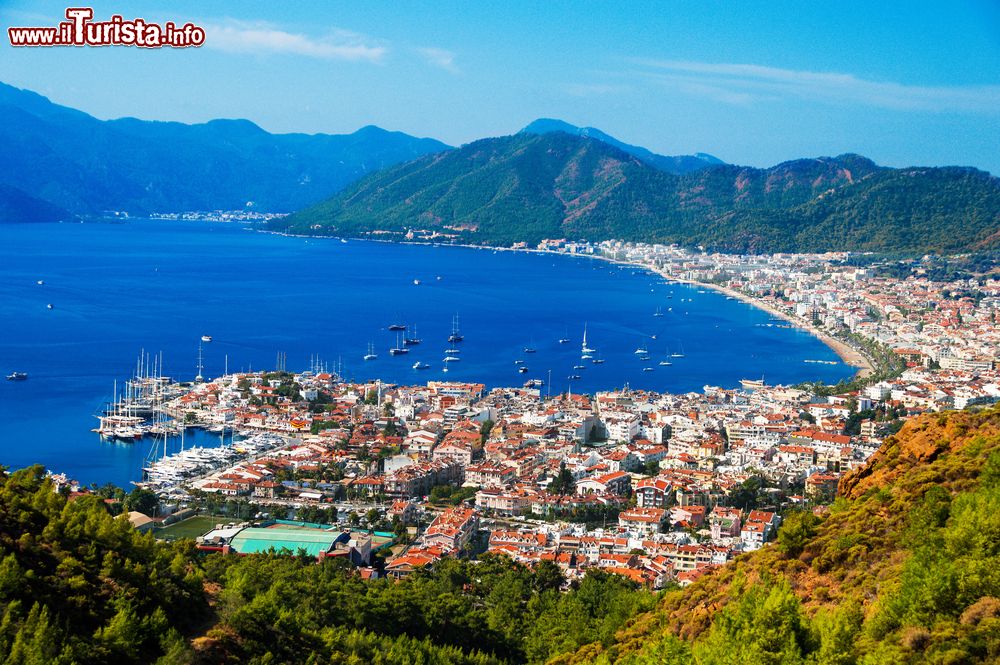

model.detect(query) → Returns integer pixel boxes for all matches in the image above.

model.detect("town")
[69,239,999,590]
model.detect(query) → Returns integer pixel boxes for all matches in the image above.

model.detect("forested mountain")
[280,132,1000,254]
[520,118,724,174]
[556,407,1000,664]
[0,82,449,217]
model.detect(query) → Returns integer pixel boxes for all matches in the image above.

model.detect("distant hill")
[0,82,450,215]
[0,183,71,223]
[555,407,1000,664]
[280,132,1000,254]
[521,118,724,174]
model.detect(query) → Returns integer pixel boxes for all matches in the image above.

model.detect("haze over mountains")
[3,81,999,255]
[0,82,449,217]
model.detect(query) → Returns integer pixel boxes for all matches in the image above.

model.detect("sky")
[1,1,999,172]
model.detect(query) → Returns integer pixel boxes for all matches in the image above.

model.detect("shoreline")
[647,272,874,380]
[205,221,875,384]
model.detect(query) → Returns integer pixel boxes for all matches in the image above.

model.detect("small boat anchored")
[403,326,422,346]
[201,335,213,343]
[448,314,464,343]
[6,371,28,381]
[389,334,409,356]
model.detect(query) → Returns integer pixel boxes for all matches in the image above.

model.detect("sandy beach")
[645,268,874,380]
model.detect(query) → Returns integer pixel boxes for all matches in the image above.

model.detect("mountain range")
[3,81,999,255]
[0,82,449,217]
[282,131,1000,254]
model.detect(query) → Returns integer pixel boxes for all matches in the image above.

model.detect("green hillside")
[279,133,1000,254]
[554,407,1000,664]
[1,408,998,663]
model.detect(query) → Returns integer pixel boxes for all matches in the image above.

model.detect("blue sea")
[0,220,851,486]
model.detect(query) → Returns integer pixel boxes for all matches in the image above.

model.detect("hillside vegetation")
[0,466,653,664]
[280,133,1000,254]
[2,407,998,663]
[553,407,1000,664]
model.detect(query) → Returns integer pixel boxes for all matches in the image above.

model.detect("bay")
[0,220,851,486]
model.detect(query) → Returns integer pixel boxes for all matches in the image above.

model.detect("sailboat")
[195,341,204,382]
[448,314,464,343]
[404,326,422,346]
[363,342,378,361]
[581,324,595,355]
[671,341,685,358]
[659,344,673,365]
[389,333,409,356]
[653,307,664,317]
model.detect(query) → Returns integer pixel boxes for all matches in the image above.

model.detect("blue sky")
[2,1,999,172]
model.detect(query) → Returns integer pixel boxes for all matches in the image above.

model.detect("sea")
[0,219,852,487]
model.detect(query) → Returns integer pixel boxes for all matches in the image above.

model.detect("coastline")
[647,271,874,380]
[259,224,874,382]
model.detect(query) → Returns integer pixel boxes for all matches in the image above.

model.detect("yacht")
[634,345,648,355]
[403,326,422,346]
[513,359,524,365]
[573,364,586,370]
[592,358,605,364]
[6,371,27,381]
[523,379,543,388]
[389,334,409,356]
[518,366,529,374]
[659,360,673,366]
[558,337,570,344]
[412,361,430,370]
[444,355,460,363]
[523,346,536,354]
[581,324,596,354]
[201,335,212,343]
[581,354,593,360]
[567,374,581,380]
[388,322,407,331]
[643,367,655,372]
[448,314,464,343]
[363,342,378,361]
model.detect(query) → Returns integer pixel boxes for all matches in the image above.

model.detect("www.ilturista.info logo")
[8,8,205,48]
